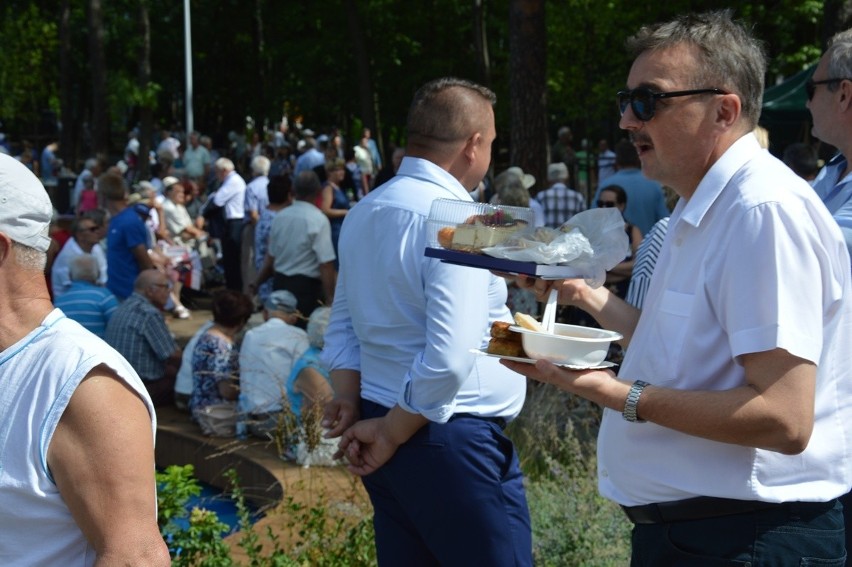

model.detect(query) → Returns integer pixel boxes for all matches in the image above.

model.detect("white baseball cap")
[0,153,53,252]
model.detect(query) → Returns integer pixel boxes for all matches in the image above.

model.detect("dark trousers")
[842,490,852,566]
[359,399,533,567]
[272,272,322,328]
[630,499,845,566]
[221,218,243,291]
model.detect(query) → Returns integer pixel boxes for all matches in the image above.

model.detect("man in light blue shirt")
[592,139,670,235]
[293,137,325,177]
[321,77,532,566]
[807,28,852,263]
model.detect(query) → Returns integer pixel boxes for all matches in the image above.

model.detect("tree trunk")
[473,0,491,87]
[137,0,153,183]
[345,0,377,146]
[822,0,852,48]
[254,0,267,128]
[508,0,547,196]
[59,0,77,172]
[88,0,109,159]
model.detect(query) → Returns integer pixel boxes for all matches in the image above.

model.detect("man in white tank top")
[0,153,170,566]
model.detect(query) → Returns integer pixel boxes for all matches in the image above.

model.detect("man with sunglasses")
[805,27,852,563]
[50,209,108,299]
[505,10,852,564]
[807,29,852,264]
[591,139,669,235]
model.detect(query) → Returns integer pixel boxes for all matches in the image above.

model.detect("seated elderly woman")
[189,289,254,429]
[285,307,337,465]
[287,306,333,422]
[161,177,208,247]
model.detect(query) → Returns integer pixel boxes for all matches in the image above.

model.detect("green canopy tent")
[759,65,816,155]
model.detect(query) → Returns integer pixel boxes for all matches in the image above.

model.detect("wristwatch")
[622,380,649,423]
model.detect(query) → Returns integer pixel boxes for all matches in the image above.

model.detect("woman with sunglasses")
[598,185,642,299]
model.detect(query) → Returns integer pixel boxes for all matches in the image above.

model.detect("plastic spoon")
[542,288,558,334]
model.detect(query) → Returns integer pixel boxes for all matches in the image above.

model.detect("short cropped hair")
[406,77,496,146]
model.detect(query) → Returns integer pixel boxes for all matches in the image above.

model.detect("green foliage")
[157,464,233,566]
[157,464,203,529]
[527,459,631,566]
[0,0,833,157]
[157,465,375,566]
[508,383,631,564]
[0,3,59,125]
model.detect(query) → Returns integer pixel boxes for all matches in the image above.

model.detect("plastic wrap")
[481,208,630,287]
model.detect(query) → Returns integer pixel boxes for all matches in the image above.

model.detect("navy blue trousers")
[359,399,533,567]
[630,499,845,566]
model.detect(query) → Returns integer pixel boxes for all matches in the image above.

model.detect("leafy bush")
[508,383,632,565]
[157,464,233,565]
[156,465,375,566]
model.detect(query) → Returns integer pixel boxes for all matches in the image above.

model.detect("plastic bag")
[195,402,238,437]
[296,430,341,468]
[481,208,630,287]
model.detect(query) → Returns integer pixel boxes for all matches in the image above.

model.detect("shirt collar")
[396,157,473,202]
[676,133,762,228]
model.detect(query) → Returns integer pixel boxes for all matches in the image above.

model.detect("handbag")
[195,402,238,437]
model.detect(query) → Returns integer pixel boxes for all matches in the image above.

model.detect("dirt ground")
[165,303,374,561]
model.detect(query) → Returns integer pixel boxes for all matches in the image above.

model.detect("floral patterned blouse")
[190,331,238,417]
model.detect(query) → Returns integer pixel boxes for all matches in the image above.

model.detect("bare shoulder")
[48,365,169,565]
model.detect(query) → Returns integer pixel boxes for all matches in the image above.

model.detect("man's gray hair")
[69,254,99,283]
[12,242,47,271]
[626,10,766,129]
[250,155,271,176]
[214,157,235,172]
[824,29,852,93]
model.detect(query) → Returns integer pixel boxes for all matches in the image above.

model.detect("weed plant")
[508,382,632,566]
[156,465,375,566]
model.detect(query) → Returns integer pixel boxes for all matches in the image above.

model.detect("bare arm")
[294,367,333,413]
[131,244,155,271]
[48,366,171,566]
[519,275,642,346]
[320,185,348,219]
[323,368,362,437]
[217,378,239,401]
[252,253,274,291]
[503,347,815,454]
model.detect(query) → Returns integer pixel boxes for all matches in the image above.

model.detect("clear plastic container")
[426,199,534,252]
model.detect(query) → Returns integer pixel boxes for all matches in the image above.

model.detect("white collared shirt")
[321,157,526,422]
[213,171,246,220]
[239,318,310,414]
[599,134,852,505]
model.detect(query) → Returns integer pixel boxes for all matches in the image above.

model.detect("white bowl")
[511,323,622,367]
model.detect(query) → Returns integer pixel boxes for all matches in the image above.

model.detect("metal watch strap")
[622,380,649,423]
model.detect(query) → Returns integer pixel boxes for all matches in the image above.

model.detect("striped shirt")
[626,217,669,309]
[535,183,587,228]
[54,281,119,338]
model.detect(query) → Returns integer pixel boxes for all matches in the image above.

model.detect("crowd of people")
[5,8,852,566]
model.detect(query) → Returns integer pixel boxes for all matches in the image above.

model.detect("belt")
[449,413,508,429]
[621,496,833,524]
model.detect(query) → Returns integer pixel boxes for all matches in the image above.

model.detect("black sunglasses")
[805,78,852,100]
[597,200,617,208]
[617,87,727,121]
